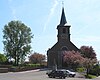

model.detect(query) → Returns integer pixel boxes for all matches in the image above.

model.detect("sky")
[0,0,100,60]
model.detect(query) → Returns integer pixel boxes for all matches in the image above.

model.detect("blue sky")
[0,0,100,60]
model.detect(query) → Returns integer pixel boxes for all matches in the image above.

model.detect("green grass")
[85,74,97,79]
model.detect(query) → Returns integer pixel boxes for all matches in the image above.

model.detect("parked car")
[57,69,76,77]
[66,70,76,77]
[47,70,67,79]
[46,70,52,75]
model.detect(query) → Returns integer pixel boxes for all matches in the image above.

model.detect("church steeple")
[57,6,71,42]
[59,7,67,26]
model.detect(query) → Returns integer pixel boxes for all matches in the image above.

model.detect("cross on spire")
[62,1,64,8]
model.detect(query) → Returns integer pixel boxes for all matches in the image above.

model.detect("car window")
[52,71,55,73]
[63,71,66,74]
[59,71,62,74]
[57,71,59,73]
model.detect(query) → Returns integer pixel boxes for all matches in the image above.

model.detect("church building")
[47,7,79,69]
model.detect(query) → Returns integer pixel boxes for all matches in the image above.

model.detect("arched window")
[61,46,68,51]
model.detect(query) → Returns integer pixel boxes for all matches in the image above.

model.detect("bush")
[0,54,7,64]
[10,64,40,72]
[77,67,86,72]
[25,64,40,67]
[89,64,100,76]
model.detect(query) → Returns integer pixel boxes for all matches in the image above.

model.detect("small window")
[63,28,66,34]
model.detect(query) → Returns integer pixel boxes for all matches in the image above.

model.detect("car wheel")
[48,76,52,78]
[72,75,75,77]
[69,74,72,77]
[59,76,62,79]
[53,76,55,78]
[63,77,65,79]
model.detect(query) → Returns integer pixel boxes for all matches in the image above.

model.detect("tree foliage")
[0,53,7,64]
[80,46,96,59]
[63,51,84,69]
[82,58,97,75]
[3,20,33,66]
[29,52,46,64]
[80,46,97,75]
[62,45,97,75]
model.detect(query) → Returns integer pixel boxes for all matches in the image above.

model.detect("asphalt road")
[0,70,99,80]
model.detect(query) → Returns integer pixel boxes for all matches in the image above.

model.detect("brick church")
[47,7,79,69]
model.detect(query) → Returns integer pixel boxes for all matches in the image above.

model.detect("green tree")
[89,63,100,76]
[0,53,7,64]
[3,20,33,66]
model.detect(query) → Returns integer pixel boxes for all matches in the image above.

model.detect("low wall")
[0,68,8,73]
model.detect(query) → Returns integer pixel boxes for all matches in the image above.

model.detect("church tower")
[47,6,79,69]
[57,7,71,42]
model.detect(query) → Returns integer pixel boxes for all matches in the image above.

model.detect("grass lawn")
[85,74,97,79]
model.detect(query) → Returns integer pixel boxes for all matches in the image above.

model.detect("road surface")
[0,70,99,80]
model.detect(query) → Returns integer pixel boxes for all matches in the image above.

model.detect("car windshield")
[66,70,71,72]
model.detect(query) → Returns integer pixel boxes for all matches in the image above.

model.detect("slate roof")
[59,7,67,26]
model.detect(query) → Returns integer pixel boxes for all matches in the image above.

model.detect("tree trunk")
[14,58,17,66]
[16,57,20,66]
[86,68,89,76]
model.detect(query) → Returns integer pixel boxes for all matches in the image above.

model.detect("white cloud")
[43,0,59,33]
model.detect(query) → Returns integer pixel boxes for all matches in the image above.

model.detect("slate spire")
[60,7,67,25]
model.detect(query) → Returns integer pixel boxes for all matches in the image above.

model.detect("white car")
[57,69,76,77]
[46,70,52,75]
[66,70,76,77]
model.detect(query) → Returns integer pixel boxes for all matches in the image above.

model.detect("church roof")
[59,7,67,26]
